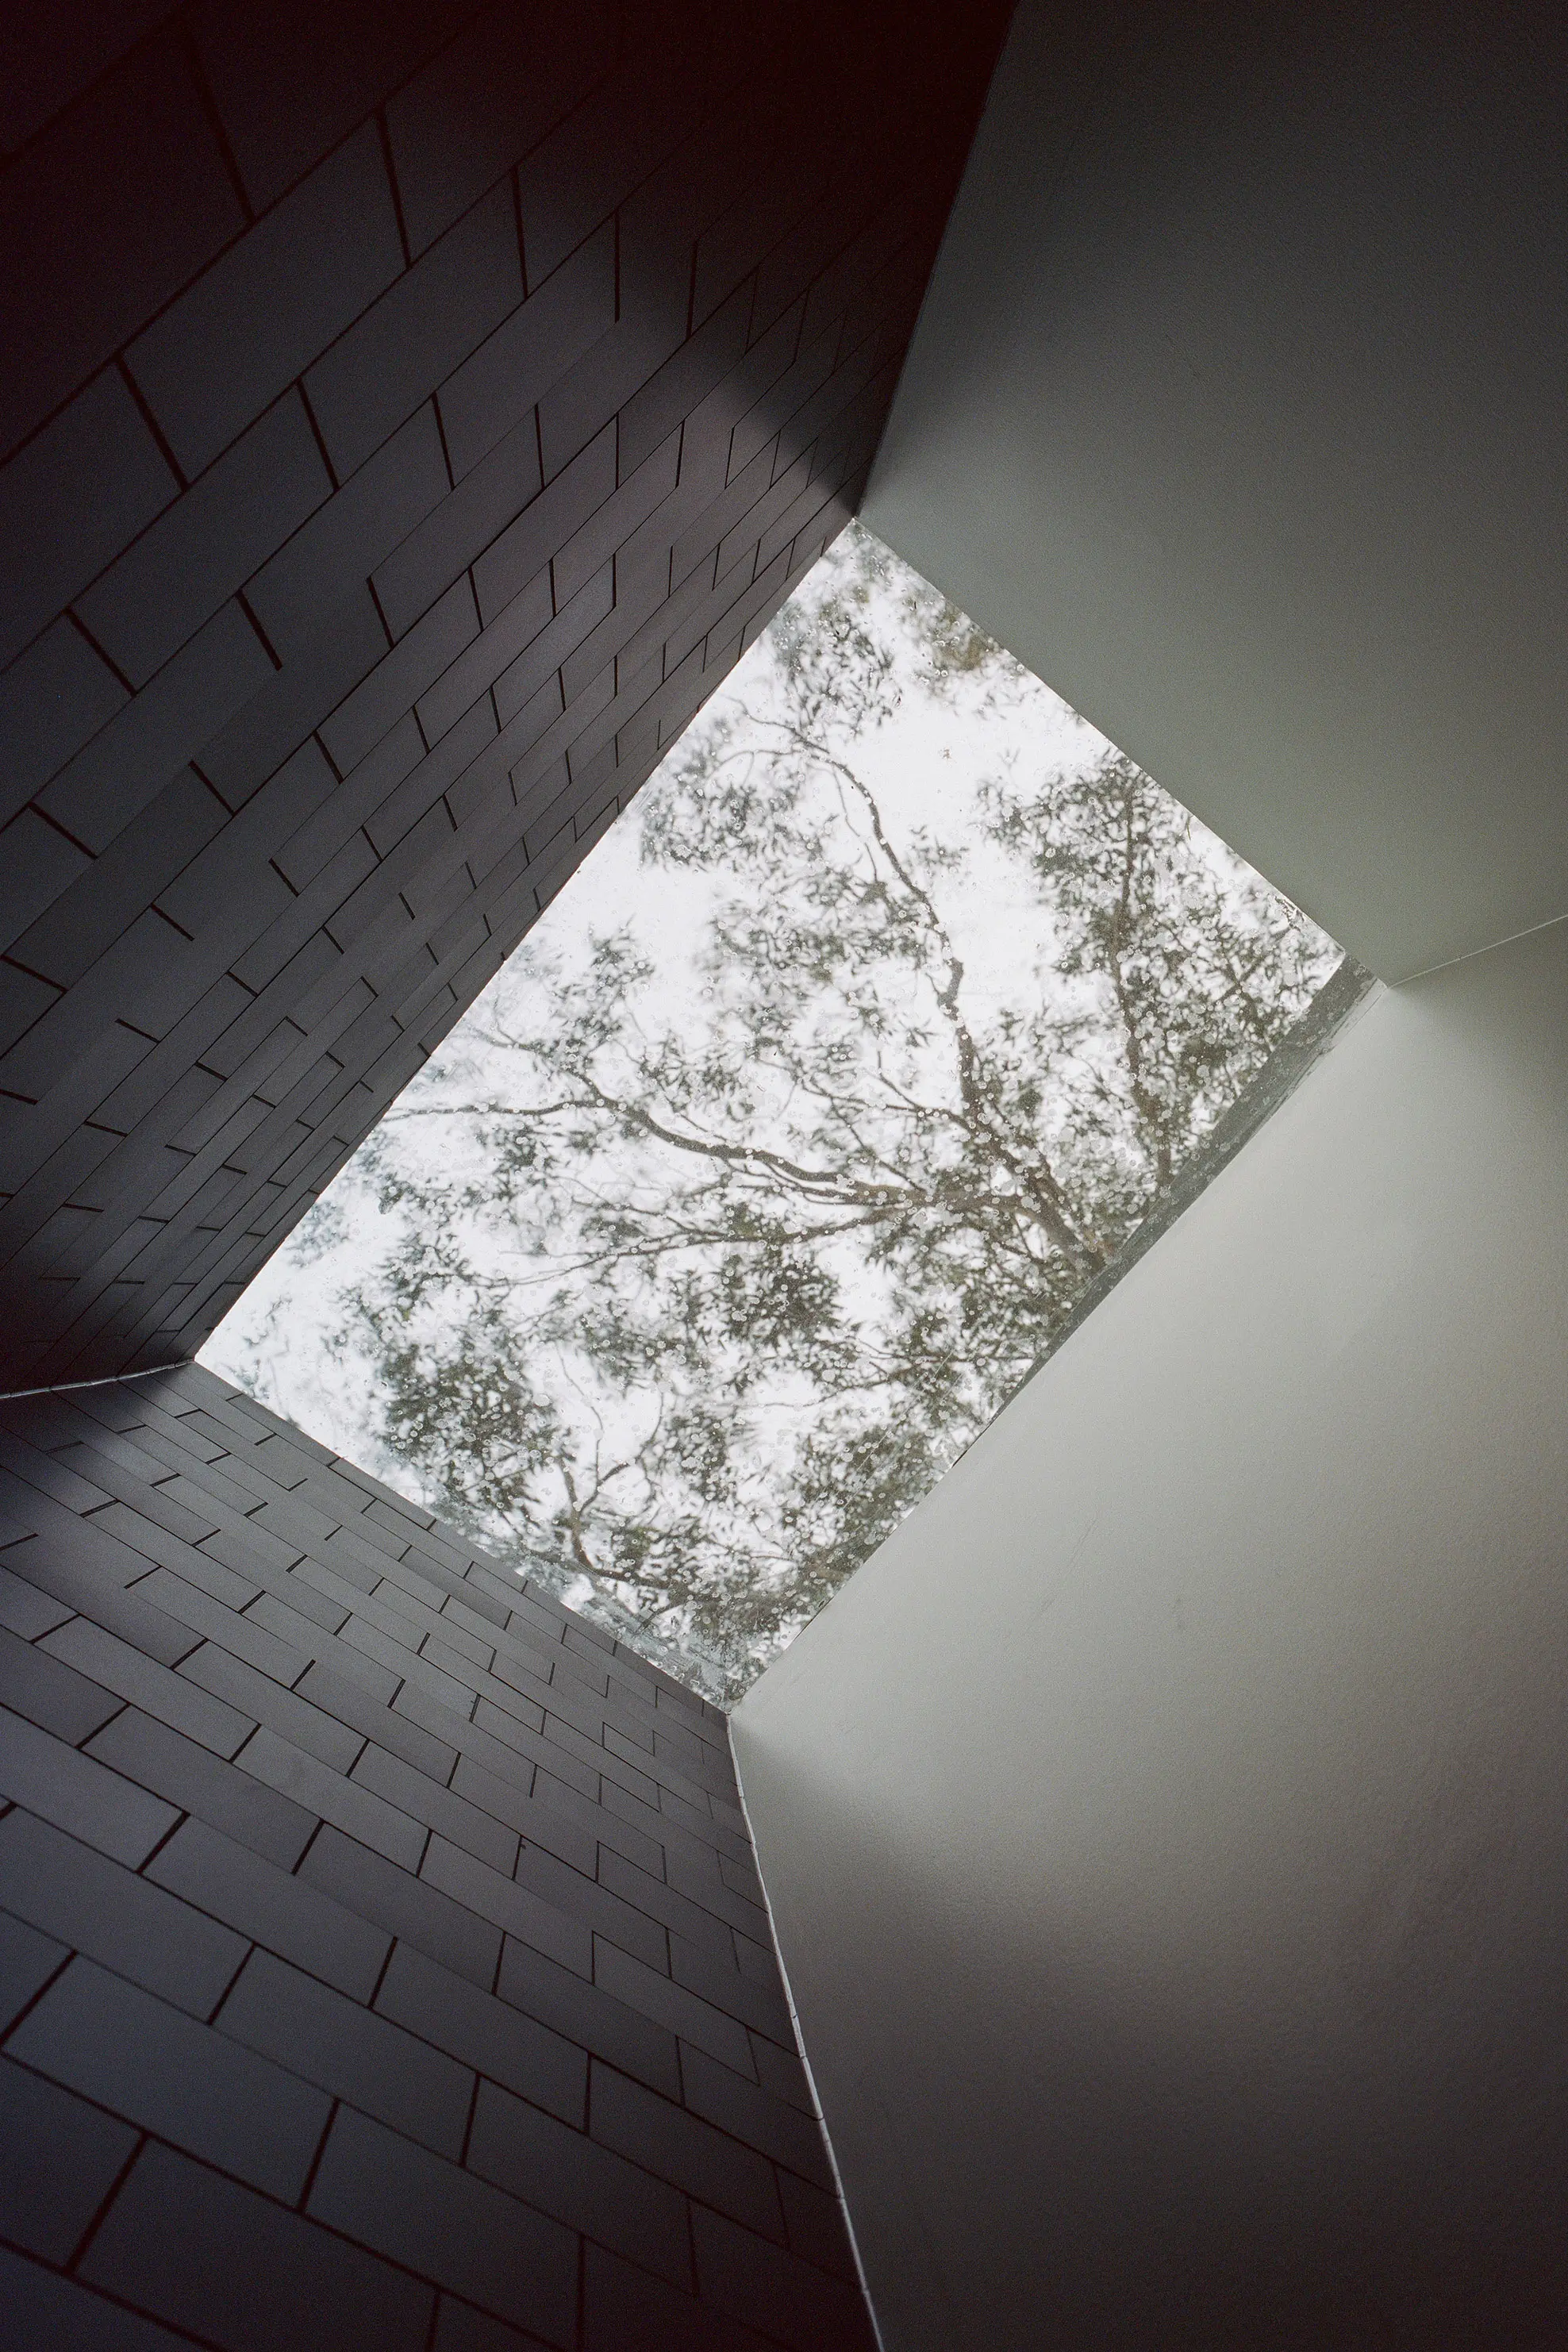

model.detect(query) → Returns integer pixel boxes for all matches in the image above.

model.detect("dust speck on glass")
[203,523,1343,1698]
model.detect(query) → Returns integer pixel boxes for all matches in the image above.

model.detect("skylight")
[202,525,1344,1697]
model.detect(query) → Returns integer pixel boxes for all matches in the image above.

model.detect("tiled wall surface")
[0,1359,874,2349]
[0,0,1008,1389]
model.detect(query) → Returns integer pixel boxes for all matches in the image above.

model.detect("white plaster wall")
[735,918,1568,2348]
[863,2,1568,981]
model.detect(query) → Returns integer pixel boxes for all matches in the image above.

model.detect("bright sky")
[202,525,1335,1688]
[203,530,1109,1466]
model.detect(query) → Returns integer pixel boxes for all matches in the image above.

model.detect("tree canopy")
[214,525,1340,1697]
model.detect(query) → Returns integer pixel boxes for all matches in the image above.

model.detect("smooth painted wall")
[863,2,1568,981]
[734,918,1568,2349]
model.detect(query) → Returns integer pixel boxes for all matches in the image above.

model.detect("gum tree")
[241,528,1338,1693]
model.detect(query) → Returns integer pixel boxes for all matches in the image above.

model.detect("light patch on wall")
[202,524,1343,1696]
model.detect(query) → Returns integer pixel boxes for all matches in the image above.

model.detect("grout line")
[0,1359,193,1403]
[377,107,413,271]
[66,2128,148,2274]
[63,605,137,697]
[116,355,190,490]
[297,381,341,493]
[179,18,256,225]
[297,2096,338,2212]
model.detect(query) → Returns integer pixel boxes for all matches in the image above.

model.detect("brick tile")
[440,228,615,482]
[536,306,686,486]
[235,1725,427,1870]
[443,1586,521,1641]
[0,1908,67,2035]
[387,0,609,258]
[432,2292,548,2352]
[589,2059,786,2239]
[0,371,176,673]
[535,1770,660,1881]
[295,1655,458,1778]
[219,1946,474,2156]
[86,1706,317,1868]
[554,432,682,605]
[0,1805,247,2017]
[306,183,522,478]
[732,1928,781,1993]
[424,1616,498,1676]
[471,427,617,625]
[678,2046,836,2188]
[129,1569,306,1687]
[633,1728,737,1816]
[10,771,231,994]
[450,1747,555,1839]
[621,282,755,481]
[329,1612,425,1699]
[0,2054,139,2266]
[190,0,478,215]
[498,1933,681,2100]
[299,1823,501,1989]
[354,1476,439,1531]
[0,1703,175,1865]
[523,1835,671,1967]
[199,1504,304,1578]
[125,123,404,478]
[248,1589,349,1652]
[776,2167,862,2282]
[0,11,1001,2312]
[354,1738,518,1872]
[0,1435,113,1521]
[692,167,803,335]
[721,1849,770,1909]
[321,576,480,775]
[81,2140,434,2351]
[0,620,125,828]
[1,1538,198,1685]
[148,1815,389,2000]
[467,2073,690,2285]
[0,1621,121,1745]
[193,590,390,814]
[421,1833,591,1978]
[78,396,332,687]
[2,2,174,151]
[9,1955,330,2200]
[179,1640,365,1770]
[375,1939,586,2126]
[669,1931,795,2046]
[692,2203,878,2352]
[38,602,275,855]
[308,2104,578,2346]
[79,1449,225,1547]
[421,566,561,745]
[582,2243,778,2352]
[494,564,616,719]
[517,41,703,291]
[540,1704,652,1801]
[0,2245,194,2351]
[0,35,244,456]
[593,1939,753,2073]
[245,405,452,663]
[747,2030,817,2117]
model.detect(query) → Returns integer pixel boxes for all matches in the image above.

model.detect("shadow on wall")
[735,916,1568,2351]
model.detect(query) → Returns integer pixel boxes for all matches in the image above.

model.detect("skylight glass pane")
[202,525,1344,1697]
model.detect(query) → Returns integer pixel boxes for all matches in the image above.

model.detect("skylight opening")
[202,524,1345,1698]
